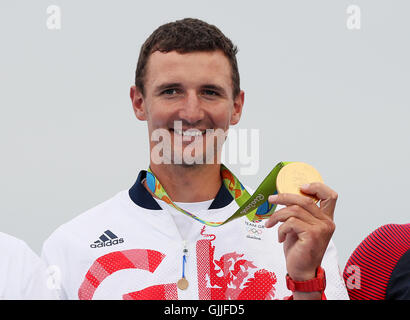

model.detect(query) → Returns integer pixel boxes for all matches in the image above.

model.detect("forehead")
[145,50,232,90]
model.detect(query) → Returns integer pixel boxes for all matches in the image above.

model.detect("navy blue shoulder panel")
[386,248,410,300]
[129,170,234,210]
[128,170,162,210]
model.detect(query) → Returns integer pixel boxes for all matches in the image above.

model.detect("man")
[42,18,348,300]
[0,232,56,299]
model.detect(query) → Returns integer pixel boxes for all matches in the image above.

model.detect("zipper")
[177,240,189,290]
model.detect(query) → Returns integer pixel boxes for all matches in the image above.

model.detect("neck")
[148,163,222,202]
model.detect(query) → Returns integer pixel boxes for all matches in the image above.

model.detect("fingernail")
[301,184,310,189]
[264,219,274,228]
[269,195,278,202]
[266,216,279,228]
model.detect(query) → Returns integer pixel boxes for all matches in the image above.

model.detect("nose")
[178,90,204,124]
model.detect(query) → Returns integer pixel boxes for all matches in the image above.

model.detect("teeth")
[173,129,204,137]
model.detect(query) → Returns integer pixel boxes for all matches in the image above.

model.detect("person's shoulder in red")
[343,223,410,300]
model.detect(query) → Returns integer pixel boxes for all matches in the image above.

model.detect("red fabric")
[78,249,165,300]
[343,224,410,300]
[285,292,326,300]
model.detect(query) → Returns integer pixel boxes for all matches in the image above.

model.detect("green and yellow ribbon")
[146,162,292,227]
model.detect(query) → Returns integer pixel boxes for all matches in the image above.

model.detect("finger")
[265,205,317,228]
[300,182,338,219]
[277,217,310,243]
[268,193,325,220]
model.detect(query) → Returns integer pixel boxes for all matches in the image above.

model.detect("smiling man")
[42,18,349,300]
[131,48,242,202]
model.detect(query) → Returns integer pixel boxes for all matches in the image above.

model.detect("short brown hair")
[135,18,240,98]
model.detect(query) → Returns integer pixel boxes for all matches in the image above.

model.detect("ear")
[230,90,245,125]
[130,85,147,121]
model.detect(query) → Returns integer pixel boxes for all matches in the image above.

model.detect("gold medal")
[177,277,189,290]
[276,162,324,202]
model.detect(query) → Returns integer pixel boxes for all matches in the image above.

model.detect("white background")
[1,0,409,269]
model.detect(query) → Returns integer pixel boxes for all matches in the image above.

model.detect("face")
[130,50,244,166]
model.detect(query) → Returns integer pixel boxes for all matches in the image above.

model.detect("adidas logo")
[90,230,124,249]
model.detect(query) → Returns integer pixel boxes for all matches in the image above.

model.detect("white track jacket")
[42,170,349,300]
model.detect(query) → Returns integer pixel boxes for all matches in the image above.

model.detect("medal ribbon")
[145,162,292,227]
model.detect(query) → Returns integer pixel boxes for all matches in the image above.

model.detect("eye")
[202,89,219,96]
[161,88,182,96]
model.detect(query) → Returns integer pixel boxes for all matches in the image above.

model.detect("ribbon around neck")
[145,162,292,227]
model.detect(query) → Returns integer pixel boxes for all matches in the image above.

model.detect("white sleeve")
[20,244,59,300]
[321,239,350,300]
[0,234,58,300]
[41,232,68,300]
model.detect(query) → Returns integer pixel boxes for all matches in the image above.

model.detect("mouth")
[170,128,207,137]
